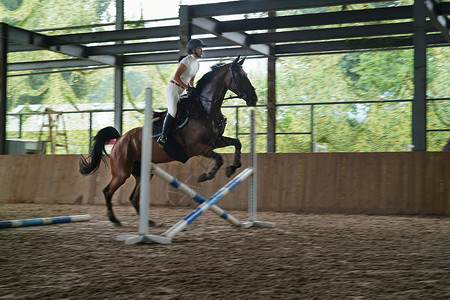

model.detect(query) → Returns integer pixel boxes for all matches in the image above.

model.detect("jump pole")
[0,215,91,229]
[158,167,254,241]
[116,87,169,245]
[241,109,274,228]
[148,109,273,243]
[151,164,243,227]
[117,100,273,245]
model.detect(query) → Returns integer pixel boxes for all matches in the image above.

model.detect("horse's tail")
[79,126,121,175]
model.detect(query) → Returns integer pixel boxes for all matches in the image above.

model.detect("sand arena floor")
[0,203,449,299]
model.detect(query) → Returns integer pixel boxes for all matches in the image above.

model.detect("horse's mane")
[195,62,229,92]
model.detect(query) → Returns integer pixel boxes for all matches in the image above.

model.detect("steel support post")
[179,5,191,55]
[0,23,7,155]
[114,63,123,134]
[412,0,427,151]
[267,11,276,153]
[267,51,276,153]
[114,0,124,134]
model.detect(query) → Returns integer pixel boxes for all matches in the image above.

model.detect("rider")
[157,38,206,147]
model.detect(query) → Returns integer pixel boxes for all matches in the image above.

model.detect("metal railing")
[6,97,450,153]
[233,97,450,152]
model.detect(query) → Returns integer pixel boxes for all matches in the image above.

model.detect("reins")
[223,95,242,100]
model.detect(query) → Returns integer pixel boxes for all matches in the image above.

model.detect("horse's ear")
[233,55,240,65]
[238,56,246,65]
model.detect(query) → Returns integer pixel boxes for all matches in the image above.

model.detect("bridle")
[228,63,255,100]
[198,62,255,123]
[201,63,255,103]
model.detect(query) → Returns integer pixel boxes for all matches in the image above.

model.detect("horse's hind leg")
[129,179,140,213]
[198,150,224,182]
[129,174,155,227]
[214,136,242,177]
[103,176,128,226]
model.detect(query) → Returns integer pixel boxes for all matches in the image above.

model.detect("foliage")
[274,47,448,152]
[2,1,449,153]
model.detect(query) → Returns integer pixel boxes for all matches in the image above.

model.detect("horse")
[79,56,257,226]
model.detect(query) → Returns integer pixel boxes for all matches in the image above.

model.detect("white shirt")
[175,55,199,86]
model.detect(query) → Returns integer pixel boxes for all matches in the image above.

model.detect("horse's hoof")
[149,220,156,227]
[198,174,207,182]
[109,216,122,226]
[226,166,236,177]
[198,172,213,182]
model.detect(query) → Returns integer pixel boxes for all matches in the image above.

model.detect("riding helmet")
[187,39,206,53]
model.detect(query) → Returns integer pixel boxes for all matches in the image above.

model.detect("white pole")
[249,109,257,222]
[241,109,275,229]
[138,88,153,236]
[116,87,170,244]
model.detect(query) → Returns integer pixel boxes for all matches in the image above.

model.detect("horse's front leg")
[198,150,224,182]
[214,136,242,178]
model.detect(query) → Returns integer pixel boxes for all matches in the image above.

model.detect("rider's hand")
[187,86,196,97]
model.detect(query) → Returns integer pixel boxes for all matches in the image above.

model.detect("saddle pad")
[152,117,190,164]
[163,135,190,164]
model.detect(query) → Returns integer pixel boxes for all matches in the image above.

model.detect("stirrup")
[157,135,167,147]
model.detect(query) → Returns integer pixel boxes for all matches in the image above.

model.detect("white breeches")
[166,82,185,118]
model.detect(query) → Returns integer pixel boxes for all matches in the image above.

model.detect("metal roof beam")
[217,4,450,32]
[87,37,235,56]
[192,17,270,56]
[426,0,450,42]
[12,21,441,56]
[6,24,117,66]
[122,52,179,64]
[9,47,262,71]
[250,22,440,44]
[202,48,261,59]
[88,41,179,56]
[222,6,415,32]
[123,48,261,64]
[8,44,36,52]
[48,26,179,45]
[9,31,449,72]
[8,59,103,71]
[276,33,449,55]
[189,0,392,17]
[7,25,48,47]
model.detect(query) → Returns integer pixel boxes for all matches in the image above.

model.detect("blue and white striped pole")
[0,215,91,229]
[163,168,253,240]
[152,164,242,227]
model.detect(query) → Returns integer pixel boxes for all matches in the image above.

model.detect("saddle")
[152,95,191,137]
[152,95,201,163]
[151,94,226,163]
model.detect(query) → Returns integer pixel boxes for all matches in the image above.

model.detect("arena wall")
[0,152,449,216]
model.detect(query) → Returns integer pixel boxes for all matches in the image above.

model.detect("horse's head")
[227,56,258,106]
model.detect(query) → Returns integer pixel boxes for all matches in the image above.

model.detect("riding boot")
[157,114,176,147]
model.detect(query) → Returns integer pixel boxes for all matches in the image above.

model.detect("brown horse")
[79,56,257,226]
